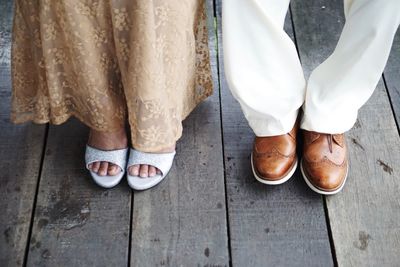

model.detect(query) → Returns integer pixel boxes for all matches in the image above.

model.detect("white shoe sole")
[300,159,348,195]
[90,171,125,189]
[127,174,166,191]
[251,153,298,185]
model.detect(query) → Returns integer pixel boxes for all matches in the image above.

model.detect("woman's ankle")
[88,128,128,150]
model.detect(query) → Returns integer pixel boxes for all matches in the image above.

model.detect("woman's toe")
[98,162,109,176]
[92,161,100,172]
[108,164,120,176]
[148,166,157,177]
[129,165,140,176]
[139,164,149,178]
[156,169,162,175]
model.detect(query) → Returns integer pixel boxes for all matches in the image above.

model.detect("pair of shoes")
[85,146,175,190]
[251,124,348,195]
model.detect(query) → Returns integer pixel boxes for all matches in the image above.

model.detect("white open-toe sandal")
[85,145,129,188]
[126,148,176,191]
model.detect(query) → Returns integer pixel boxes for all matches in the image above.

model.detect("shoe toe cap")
[255,156,296,180]
[304,163,347,191]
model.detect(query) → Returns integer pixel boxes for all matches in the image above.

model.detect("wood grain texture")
[129,1,230,266]
[26,120,131,267]
[0,1,47,266]
[291,0,400,265]
[216,1,333,266]
[384,28,400,129]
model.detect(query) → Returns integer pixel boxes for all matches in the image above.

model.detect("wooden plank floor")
[0,1,47,266]
[1,0,399,266]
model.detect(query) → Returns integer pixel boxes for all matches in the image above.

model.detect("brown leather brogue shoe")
[251,124,298,185]
[301,131,349,195]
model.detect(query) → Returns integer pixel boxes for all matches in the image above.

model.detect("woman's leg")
[222,0,305,136]
[302,0,400,133]
[11,0,129,177]
[110,0,212,177]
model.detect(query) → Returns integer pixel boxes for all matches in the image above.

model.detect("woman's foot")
[128,144,176,178]
[87,128,128,176]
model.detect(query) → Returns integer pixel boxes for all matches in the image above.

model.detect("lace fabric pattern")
[11,0,213,152]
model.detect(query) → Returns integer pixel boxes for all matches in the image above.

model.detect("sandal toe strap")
[85,145,128,171]
[127,149,176,176]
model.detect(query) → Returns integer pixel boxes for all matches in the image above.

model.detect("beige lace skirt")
[11,0,213,152]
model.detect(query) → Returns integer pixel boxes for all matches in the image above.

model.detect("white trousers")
[222,0,400,136]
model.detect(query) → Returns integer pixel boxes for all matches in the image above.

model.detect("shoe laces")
[327,134,333,153]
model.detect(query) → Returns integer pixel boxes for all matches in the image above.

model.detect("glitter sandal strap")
[127,148,176,176]
[85,145,128,171]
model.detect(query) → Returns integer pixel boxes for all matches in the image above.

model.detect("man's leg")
[301,0,400,194]
[222,0,305,184]
[302,0,400,133]
[222,0,305,136]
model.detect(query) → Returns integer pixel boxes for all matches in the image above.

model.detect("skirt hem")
[10,90,213,153]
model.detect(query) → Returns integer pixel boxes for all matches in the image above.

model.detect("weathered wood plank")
[384,28,400,130]
[0,1,47,266]
[216,1,333,266]
[129,1,229,266]
[26,120,132,266]
[291,0,400,265]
